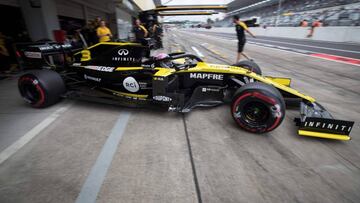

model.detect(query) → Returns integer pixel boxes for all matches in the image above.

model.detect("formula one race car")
[16,42,354,140]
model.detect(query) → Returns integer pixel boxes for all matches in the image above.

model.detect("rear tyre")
[232,60,262,75]
[18,70,66,108]
[231,82,285,133]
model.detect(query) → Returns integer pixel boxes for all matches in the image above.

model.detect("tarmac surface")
[0,29,360,203]
[193,30,360,60]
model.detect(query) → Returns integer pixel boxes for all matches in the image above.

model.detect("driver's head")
[155,53,169,60]
[155,53,172,68]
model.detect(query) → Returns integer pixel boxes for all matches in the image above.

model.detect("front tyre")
[231,82,285,133]
[232,60,262,75]
[18,70,66,108]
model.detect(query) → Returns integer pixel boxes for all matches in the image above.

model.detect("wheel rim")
[19,77,45,106]
[22,83,41,103]
[242,101,269,126]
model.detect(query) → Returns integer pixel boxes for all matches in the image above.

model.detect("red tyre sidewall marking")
[19,76,45,107]
[232,92,256,132]
[266,115,281,131]
[252,92,276,105]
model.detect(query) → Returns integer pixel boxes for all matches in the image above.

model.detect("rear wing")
[15,42,79,70]
[294,102,354,140]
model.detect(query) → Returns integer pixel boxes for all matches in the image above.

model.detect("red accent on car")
[20,77,45,107]
[251,92,276,105]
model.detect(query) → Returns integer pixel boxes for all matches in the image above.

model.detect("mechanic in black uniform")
[233,15,256,63]
[151,22,163,49]
[133,19,148,45]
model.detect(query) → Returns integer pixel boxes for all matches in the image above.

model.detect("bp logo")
[123,77,139,92]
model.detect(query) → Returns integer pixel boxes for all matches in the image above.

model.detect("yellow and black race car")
[17,42,354,140]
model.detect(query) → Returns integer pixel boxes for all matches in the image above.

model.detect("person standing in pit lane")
[133,19,148,45]
[233,15,256,63]
[307,19,322,38]
[97,20,113,42]
[0,32,10,72]
[151,22,163,49]
[300,19,308,27]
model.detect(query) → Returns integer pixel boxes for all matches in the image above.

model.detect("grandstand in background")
[215,0,360,27]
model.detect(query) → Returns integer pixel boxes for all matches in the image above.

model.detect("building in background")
[0,0,155,42]
[220,0,360,27]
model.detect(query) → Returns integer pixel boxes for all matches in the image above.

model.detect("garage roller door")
[0,0,19,7]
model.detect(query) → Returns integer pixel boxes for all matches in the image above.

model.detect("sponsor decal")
[272,104,282,118]
[232,76,255,86]
[118,49,129,56]
[112,56,137,62]
[201,87,220,92]
[142,63,155,68]
[84,74,101,82]
[300,117,354,135]
[303,120,352,133]
[243,76,254,84]
[123,76,139,92]
[113,48,137,62]
[85,66,114,72]
[38,44,72,51]
[39,46,53,51]
[112,49,137,62]
[138,82,148,89]
[209,64,229,69]
[190,73,223,80]
[24,51,42,59]
[153,95,172,102]
[153,77,164,81]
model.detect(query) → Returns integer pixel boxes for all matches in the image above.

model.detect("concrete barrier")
[188,27,360,44]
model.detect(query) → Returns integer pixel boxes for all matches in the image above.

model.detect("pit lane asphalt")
[192,30,360,59]
[0,29,360,203]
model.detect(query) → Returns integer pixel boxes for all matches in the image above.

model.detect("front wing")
[294,102,354,140]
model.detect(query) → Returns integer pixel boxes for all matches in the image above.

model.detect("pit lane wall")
[189,27,360,44]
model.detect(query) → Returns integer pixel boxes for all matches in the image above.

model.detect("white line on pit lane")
[0,105,71,165]
[184,31,360,66]
[191,46,204,58]
[225,37,360,54]
[249,38,360,54]
[75,111,131,203]
[248,41,313,54]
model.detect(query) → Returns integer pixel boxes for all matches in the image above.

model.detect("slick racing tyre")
[18,70,66,108]
[231,82,285,133]
[232,60,262,75]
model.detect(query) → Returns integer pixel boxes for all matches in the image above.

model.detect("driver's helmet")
[155,53,172,68]
[154,53,169,60]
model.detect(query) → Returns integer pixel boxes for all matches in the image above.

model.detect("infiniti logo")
[118,49,129,56]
